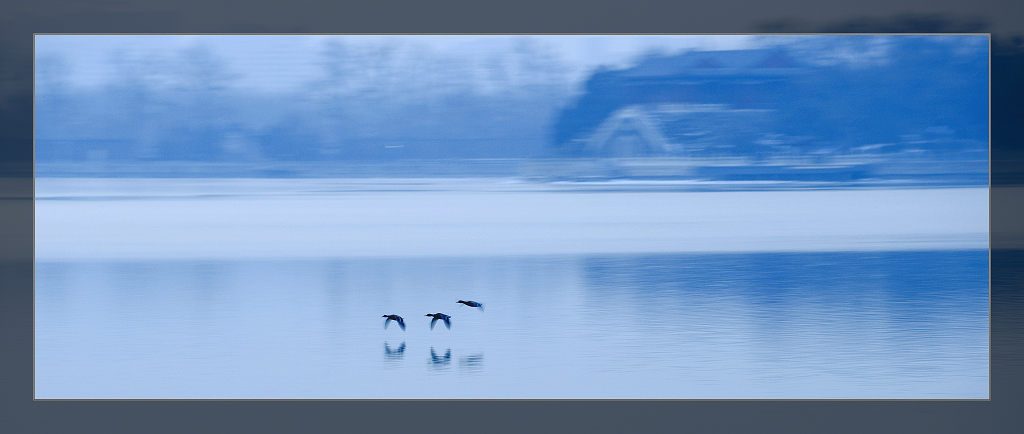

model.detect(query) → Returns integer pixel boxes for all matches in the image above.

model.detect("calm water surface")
[35,250,988,399]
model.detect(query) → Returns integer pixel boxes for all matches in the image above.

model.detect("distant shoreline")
[35,156,987,190]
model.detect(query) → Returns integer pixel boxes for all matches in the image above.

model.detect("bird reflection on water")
[459,353,484,373]
[383,341,406,361]
[428,347,452,369]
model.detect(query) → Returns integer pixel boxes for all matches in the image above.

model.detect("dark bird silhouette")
[426,313,452,330]
[457,300,484,311]
[383,314,406,331]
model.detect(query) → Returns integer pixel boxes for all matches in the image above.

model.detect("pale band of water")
[35,179,988,261]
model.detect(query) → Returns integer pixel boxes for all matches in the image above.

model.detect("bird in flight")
[426,313,452,330]
[457,300,484,311]
[382,314,406,331]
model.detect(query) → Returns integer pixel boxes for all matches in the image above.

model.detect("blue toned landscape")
[35,240,988,399]
[34,34,989,399]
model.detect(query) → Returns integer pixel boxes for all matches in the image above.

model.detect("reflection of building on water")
[428,347,451,369]
[383,341,406,361]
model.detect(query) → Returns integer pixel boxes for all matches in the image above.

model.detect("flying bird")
[426,313,452,330]
[457,300,484,311]
[383,314,406,331]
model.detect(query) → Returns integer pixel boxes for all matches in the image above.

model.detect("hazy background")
[32,35,755,167]
[33,34,987,186]
[4,0,1024,431]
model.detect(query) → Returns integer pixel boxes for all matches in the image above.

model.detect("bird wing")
[478,303,484,311]
[397,318,406,331]
[430,317,438,330]
[443,317,451,329]
[384,318,391,329]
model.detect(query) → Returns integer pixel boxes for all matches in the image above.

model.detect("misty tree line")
[36,36,989,163]
[35,38,576,162]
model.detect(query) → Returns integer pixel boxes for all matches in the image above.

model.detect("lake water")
[34,179,989,399]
